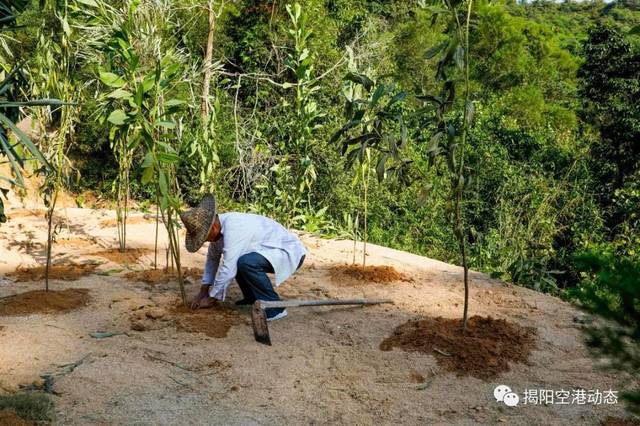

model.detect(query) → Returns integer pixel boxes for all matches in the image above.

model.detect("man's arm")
[209,221,254,301]
[202,239,223,285]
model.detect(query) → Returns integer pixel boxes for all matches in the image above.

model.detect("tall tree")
[578,24,640,229]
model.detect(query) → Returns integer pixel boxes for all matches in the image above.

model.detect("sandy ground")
[0,202,637,425]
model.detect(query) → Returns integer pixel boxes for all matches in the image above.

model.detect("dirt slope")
[0,205,635,425]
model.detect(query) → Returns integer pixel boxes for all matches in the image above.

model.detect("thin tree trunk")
[44,190,58,292]
[363,164,369,269]
[458,0,473,333]
[201,0,216,119]
[353,211,358,265]
[154,200,159,269]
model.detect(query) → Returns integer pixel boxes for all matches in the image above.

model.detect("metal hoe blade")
[251,301,271,346]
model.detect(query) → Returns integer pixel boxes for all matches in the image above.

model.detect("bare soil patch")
[330,264,412,284]
[0,289,91,316]
[124,267,203,285]
[0,410,32,426]
[171,305,247,338]
[91,248,151,264]
[380,315,536,380]
[7,264,97,282]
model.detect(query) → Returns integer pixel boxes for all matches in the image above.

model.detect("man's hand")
[190,285,218,310]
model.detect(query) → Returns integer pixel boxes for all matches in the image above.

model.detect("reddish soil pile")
[0,289,91,316]
[124,267,203,285]
[380,315,536,380]
[0,410,32,426]
[601,417,640,426]
[7,264,98,282]
[330,264,412,284]
[99,216,150,228]
[91,248,151,264]
[171,305,247,338]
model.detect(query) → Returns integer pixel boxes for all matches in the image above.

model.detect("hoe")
[251,298,394,345]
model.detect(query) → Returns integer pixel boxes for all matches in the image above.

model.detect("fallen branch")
[144,353,192,372]
[433,347,451,357]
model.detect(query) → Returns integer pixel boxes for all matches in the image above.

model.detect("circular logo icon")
[503,392,520,407]
[494,385,512,402]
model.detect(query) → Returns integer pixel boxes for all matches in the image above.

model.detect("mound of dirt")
[330,264,412,284]
[99,216,151,228]
[380,315,536,380]
[0,410,32,426]
[56,237,97,248]
[124,267,203,285]
[172,305,247,338]
[7,264,98,282]
[0,289,91,316]
[91,248,151,264]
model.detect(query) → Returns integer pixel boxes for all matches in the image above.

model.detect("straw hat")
[180,194,216,253]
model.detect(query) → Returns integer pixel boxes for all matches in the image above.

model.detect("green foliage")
[0,0,61,226]
[569,250,640,414]
[578,23,640,232]
[5,0,639,311]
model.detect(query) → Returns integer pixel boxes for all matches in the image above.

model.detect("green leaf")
[107,110,128,125]
[141,165,154,184]
[376,154,388,183]
[454,45,464,71]
[165,99,186,107]
[107,89,133,99]
[157,151,180,164]
[425,41,447,59]
[0,133,25,187]
[370,84,385,107]
[387,91,407,107]
[156,120,175,129]
[141,152,154,168]
[426,131,443,156]
[99,72,126,88]
[142,74,155,93]
[630,25,640,35]
[344,72,374,91]
[76,0,98,6]
[0,99,71,107]
[158,169,168,195]
[61,16,71,36]
[0,113,50,170]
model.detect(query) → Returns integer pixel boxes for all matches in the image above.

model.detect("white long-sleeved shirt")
[202,212,307,300]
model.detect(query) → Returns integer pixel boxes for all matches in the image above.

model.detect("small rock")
[230,385,240,391]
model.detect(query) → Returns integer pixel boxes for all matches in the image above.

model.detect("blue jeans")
[235,252,304,316]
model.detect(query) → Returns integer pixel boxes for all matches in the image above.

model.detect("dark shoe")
[235,298,255,306]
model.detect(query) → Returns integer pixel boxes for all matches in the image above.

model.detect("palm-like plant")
[0,0,61,225]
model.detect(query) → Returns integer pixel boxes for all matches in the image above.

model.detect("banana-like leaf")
[0,99,72,107]
[0,112,50,169]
